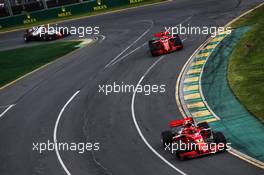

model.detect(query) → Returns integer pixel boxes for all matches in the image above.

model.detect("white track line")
[53,90,80,175]
[104,20,154,68]
[0,104,15,119]
[131,56,187,175]
[98,35,106,43]
[105,14,192,69]
[109,42,147,67]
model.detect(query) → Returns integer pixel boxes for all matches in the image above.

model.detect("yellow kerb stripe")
[192,110,211,118]
[204,44,217,50]
[218,30,230,35]
[187,68,201,75]
[184,77,199,83]
[184,85,199,91]
[184,93,201,100]
[197,52,209,58]
[211,37,224,43]
[187,102,205,109]
[191,60,206,66]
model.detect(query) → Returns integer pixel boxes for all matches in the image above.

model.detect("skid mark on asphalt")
[108,42,148,67]
[104,20,154,68]
[91,149,113,175]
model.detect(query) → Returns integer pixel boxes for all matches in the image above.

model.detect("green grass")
[228,5,264,123]
[0,41,81,87]
[0,0,166,33]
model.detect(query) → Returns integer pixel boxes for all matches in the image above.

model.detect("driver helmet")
[184,120,193,128]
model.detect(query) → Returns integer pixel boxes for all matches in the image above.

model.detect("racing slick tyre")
[60,28,71,36]
[43,33,55,41]
[23,34,30,42]
[149,40,157,56]
[149,40,163,57]
[161,131,173,148]
[197,122,209,129]
[214,132,227,151]
[148,40,155,47]
[172,34,183,49]
[43,33,50,41]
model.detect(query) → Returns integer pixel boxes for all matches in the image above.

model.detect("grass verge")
[0,41,81,87]
[228,4,264,123]
[0,0,166,33]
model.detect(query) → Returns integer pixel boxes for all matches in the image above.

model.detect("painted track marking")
[0,104,15,119]
[53,90,80,175]
[104,20,154,68]
[108,42,147,67]
[131,56,187,175]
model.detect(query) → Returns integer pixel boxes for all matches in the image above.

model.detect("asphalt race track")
[0,0,264,175]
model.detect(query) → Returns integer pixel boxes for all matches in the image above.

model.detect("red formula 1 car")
[161,117,227,160]
[148,31,183,56]
[23,25,70,42]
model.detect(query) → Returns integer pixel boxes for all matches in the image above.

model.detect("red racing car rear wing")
[169,117,194,128]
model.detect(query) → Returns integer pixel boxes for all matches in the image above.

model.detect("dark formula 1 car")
[161,117,227,160]
[148,31,183,56]
[23,25,70,42]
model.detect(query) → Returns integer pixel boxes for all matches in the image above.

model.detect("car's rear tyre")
[172,35,183,49]
[175,41,183,49]
[43,34,48,41]
[161,130,173,148]
[60,28,70,36]
[149,40,163,57]
[43,33,53,41]
[24,34,29,42]
[214,132,227,151]
[149,40,156,56]
[197,122,209,129]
